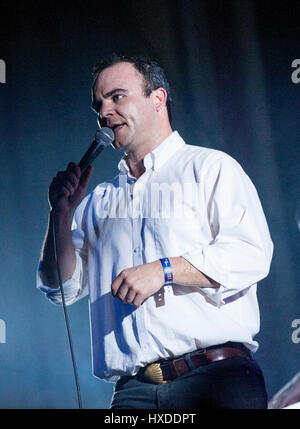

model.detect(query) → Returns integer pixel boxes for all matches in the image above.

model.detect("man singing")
[37,54,273,409]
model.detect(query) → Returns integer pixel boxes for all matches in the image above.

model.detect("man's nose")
[100,101,115,121]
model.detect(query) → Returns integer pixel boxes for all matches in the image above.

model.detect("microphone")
[78,127,114,173]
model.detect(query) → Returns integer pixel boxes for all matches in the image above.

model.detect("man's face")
[92,62,156,153]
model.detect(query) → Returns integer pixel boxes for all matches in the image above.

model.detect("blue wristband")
[160,257,173,285]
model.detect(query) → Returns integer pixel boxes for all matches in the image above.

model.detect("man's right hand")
[49,162,93,214]
[39,162,93,288]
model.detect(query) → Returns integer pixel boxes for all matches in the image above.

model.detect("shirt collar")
[117,131,185,177]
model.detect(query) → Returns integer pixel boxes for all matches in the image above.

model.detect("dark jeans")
[110,355,268,409]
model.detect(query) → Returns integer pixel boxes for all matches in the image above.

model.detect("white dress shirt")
[37,131,273,382]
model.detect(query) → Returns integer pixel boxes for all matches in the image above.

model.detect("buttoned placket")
[129,170,150,268]
[126,168,154,356]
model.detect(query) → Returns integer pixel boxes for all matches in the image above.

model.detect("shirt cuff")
[36,252,85,305]
[181,248,227,307]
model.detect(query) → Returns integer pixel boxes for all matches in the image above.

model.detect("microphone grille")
[95,127,114,147]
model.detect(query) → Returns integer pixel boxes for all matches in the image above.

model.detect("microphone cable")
[52,213,83,409]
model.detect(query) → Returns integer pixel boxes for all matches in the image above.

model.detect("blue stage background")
[0,0,299,408]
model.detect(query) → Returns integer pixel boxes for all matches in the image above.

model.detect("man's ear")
[152,87,168,112]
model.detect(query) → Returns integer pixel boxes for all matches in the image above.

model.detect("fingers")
[111,270,145,307]
[52,168,79,197]
[65,162,81,194]
[111,271,124,297]
[111,263,165,308]
[53,162,89,195]
[49,162,93,212]
[115,285,144,307]
[58,174,77,194]
[132,295,144,308]
[66,162,81,176]
[116,284,136,304]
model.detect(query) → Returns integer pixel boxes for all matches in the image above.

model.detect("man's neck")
[125,127,173,179]
[126,158,145,179]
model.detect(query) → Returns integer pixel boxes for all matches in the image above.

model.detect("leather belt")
[141,343,251,384]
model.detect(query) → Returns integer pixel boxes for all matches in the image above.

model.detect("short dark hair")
[92,53,172,123]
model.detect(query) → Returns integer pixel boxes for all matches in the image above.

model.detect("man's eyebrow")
[104,88,128,98]
[92,88,128,112]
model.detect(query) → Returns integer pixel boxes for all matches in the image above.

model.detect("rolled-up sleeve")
[36,208,89,306]
[182,153,273,307]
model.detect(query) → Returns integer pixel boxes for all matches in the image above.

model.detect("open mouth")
[112,123,126,133]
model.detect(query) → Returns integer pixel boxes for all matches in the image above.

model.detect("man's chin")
[112,139,130,152]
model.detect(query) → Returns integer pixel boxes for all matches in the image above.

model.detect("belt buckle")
[143,362,169,384]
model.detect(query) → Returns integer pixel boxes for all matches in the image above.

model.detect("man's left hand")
[111,261,165,307]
